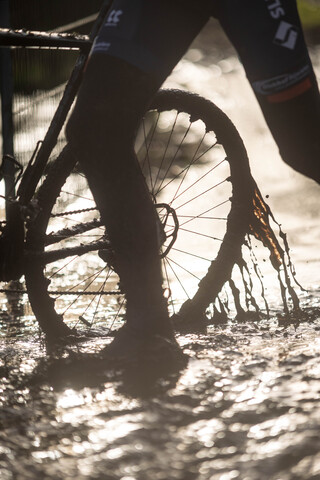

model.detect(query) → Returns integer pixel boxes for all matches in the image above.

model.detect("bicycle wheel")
[25,89,253,340]
[141,90,253,326]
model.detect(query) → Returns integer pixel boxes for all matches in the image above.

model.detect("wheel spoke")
[170,158,227,207]
[75,275,109,329]
[175,178,228,211]
[55,265,109,299]
[166,256,202,281]
[26,90,249,336]
[171,246,212,263]
[176,200,230,228]
[153,111,179,193]
[169,132,206,205]
[107,297,126,333]
[177,226,223,242]
[60,189,96,204]
[157,139,218,197]
[164,258,190,300]
[155,121,192,196]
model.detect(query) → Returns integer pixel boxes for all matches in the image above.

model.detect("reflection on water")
[0,20,320,480]
[1,317,320,479]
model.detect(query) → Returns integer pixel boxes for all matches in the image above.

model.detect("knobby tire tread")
[151,91,253,320]
[25,145,78,339]
[25,89,253,340]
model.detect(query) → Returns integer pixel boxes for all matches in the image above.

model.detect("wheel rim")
[26,90,250,334]
[137,101,237,316]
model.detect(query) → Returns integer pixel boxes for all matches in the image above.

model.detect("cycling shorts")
[92,0,315,102]
[88,0,319,182]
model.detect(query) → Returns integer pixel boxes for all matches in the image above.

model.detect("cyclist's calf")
[66,55,172,337]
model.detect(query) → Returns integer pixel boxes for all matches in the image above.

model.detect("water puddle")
[0,19,320,480]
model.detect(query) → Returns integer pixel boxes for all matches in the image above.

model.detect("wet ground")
[1,19,320,480]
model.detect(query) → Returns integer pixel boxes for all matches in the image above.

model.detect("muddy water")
[1,20,320,480]
[1,318,320,480]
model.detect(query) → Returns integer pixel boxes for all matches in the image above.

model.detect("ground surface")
[0,19,320,480]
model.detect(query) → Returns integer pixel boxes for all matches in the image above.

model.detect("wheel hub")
[155,202,179,258]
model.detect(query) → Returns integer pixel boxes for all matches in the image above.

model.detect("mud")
[0,18,320,480]
[1,311,320,480]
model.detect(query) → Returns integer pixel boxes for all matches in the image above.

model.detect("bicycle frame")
[0,3,299,337]
[0,29,91,50]
[0,0,111,210]
[0,0,112,282]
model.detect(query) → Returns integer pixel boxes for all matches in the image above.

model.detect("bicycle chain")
[50,206,98,217]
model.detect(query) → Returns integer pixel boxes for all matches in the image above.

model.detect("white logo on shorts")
[105,9,123,27]
[274,21,298,49]
[252,64,310,95]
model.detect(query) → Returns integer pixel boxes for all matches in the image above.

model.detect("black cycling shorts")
[88,0,319,182]
[92,0,315,103]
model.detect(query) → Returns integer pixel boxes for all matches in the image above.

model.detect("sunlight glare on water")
[0,18,320,480]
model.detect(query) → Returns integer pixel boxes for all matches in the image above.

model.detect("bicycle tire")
[25,89,253,340]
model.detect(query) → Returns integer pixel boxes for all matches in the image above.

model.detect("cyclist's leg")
[66,0,210,342]
[215,0,320,183]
